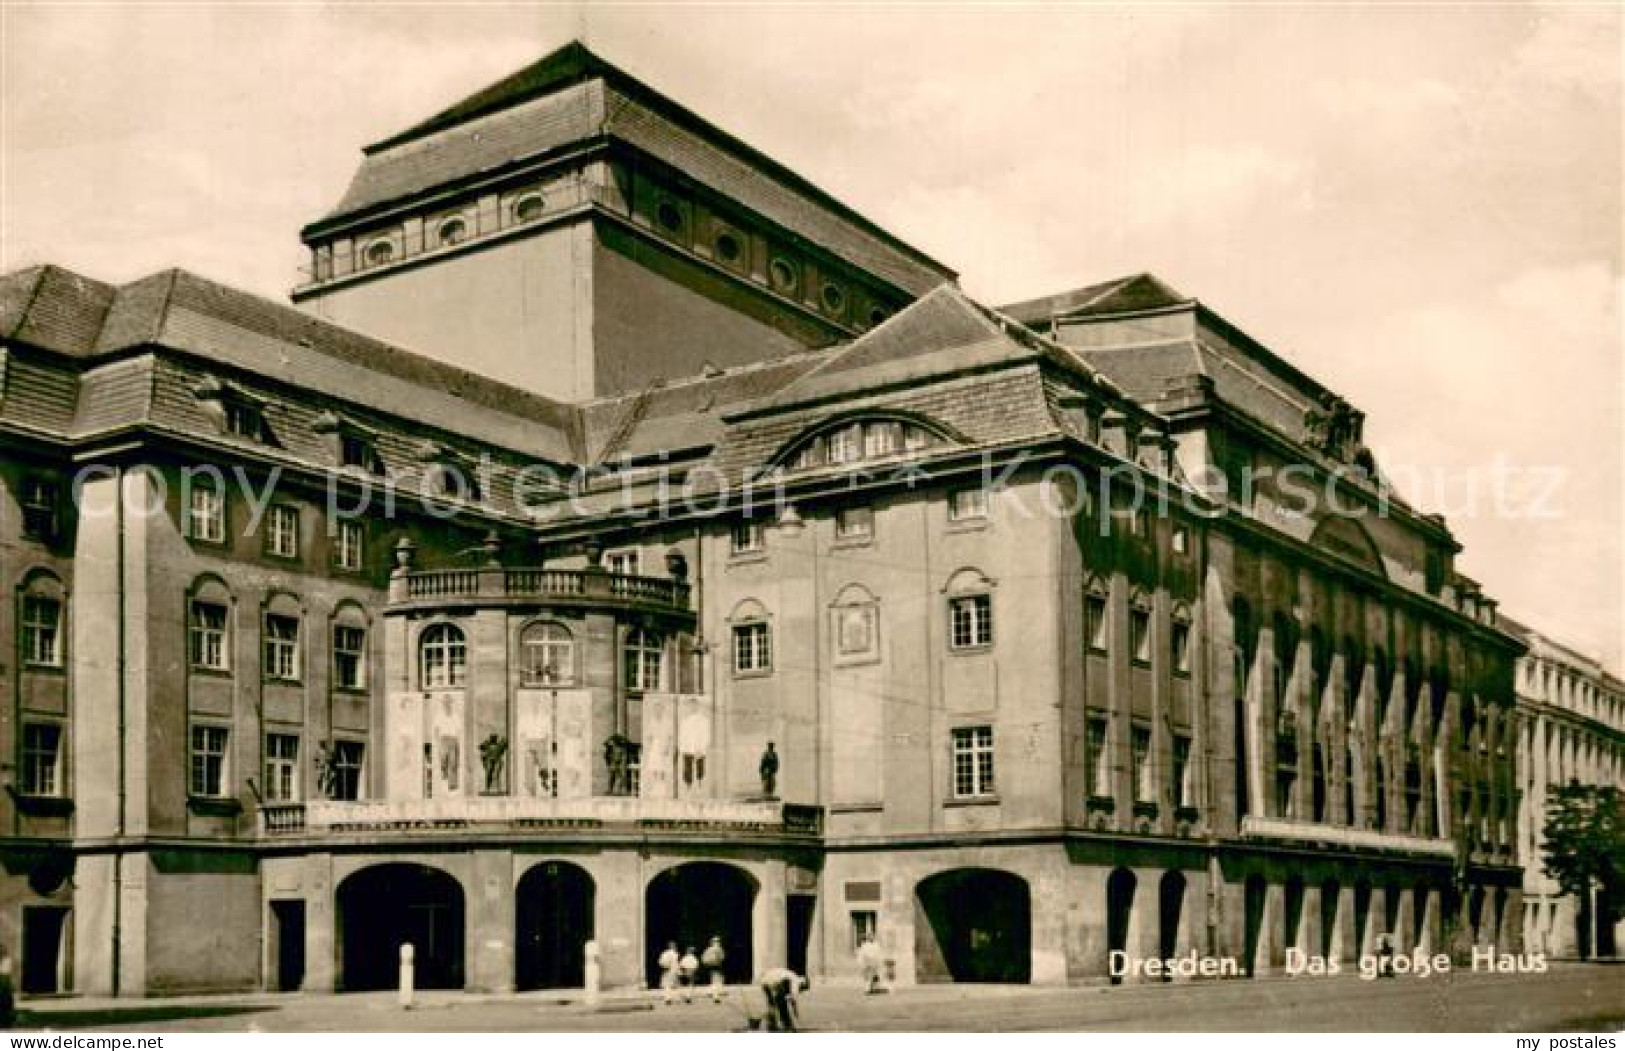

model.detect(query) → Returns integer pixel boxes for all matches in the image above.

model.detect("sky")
[2,3,1621,670]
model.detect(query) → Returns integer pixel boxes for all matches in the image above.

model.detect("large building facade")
[1508,618,1624,959]
[1,43,1535,997]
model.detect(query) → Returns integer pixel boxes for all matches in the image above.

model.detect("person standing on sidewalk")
[678,946,701,1003]
[702,936,727,1003]
[857,935,884,994]
[658,941,681,1005]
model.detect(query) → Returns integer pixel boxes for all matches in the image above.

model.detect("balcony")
[1239,815,1455,858]
[258,796,822,840]
[389,566,692,616]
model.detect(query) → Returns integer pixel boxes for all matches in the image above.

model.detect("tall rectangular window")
[333,625,366,690]
[827,424,862,464]
[21,595,62,667]
[1130,608,1152,665]
[265,504,300,558]
[733,622,773,675]
[1132,726,1153,802]
[335,520,365,571]
[951,726,996,799]
[948,487,988,522]
[1171,620,1192,675]
[1172,734,1193,808]
[20,477,59,540]
[190,725,229,797]
[190,601,229,670]
[607,550,641,576]
[949,594,993,650]
[187,481,225,542]
[264,733,299,802]
[20,723,62,797]
[850,910,878,953]
[331,740,365,801]
[1086,594,1109,652]
[264,614,300,682]
[1087,717,1110,798]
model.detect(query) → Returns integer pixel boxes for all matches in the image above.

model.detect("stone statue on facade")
[760,741,780,798]
[479,734,508,794]
[605,733,633,796]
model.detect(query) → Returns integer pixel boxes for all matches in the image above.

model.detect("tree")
[1541,781,1625,958]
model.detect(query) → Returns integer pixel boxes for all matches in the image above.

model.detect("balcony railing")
[1240,815,1455,858]
[394,567,690,612]
[258,795,820,838]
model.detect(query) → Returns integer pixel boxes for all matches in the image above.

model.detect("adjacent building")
[2,42,1531,997]
[1507,617,1625,958]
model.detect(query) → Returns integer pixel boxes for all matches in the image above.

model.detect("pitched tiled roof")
[311,42,954,297]
[0,265,117,356]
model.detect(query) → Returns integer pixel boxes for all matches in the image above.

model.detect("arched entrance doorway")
[1106,867,1137,985]
[1157,871,1186,977]
[1243,874,1267,977]
[645,862,756,986]
[337,863,465,991]
[915,868,1031,984]
[516,861,595,991]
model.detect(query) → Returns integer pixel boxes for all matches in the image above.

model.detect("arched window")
[945,569,995,652]
[520,622,574,687]
[437,217,468,247]
[364,240,395,267]
[420,623,467,689]
[623,628,664,692]
[18,571,66,668]
[783,416,946,471]
[513,194,545,223]
[831,584,880,665]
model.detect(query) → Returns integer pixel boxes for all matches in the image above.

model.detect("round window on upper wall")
[769,257,798,294]
[438,217,468,247]
[365,240,395,267]
[714,229,744,265]
[868,306,889,327]
[514,194,545,223]
[821,282,847,314]
[656,199,685,235]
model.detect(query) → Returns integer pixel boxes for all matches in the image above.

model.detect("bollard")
[583,939,601,1008]
[398,942,415,1009]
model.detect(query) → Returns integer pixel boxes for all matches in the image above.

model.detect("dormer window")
[223,399,268,442]
[339,432,382,474]
[783,416,946,472]
[821,283,847,314]
[769,257,799,294]
[714,230,744,264]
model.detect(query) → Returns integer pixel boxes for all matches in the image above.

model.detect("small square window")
[733,621,773,675]
[339,432,381,474]
[20,477,59,540]
[948,488,988,523]
[731,521,765,555]
[835,506,873,541]
[223,400,266,442]
[951,726,995,799]
[335,520,365,571]
[949,594,993,650]
[265,504,300,559]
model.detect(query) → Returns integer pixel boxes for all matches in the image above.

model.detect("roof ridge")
[8,266,50,341]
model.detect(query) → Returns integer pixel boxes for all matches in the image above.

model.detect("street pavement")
[11,964,1622,1033]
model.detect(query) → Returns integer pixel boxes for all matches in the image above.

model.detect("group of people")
[655,937,804,1032]
[656,937,730,1005]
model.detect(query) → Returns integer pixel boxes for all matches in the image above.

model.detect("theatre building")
[0,42,1525,996]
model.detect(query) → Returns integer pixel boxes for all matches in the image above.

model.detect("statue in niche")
[604,733,633,796]
[479,734,509,794]
[312,743,336,800]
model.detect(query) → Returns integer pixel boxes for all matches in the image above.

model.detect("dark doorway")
[20,906,68,994]
[1243,875,1267,977]
[1284,876,1305,951]
[915,868,1031,984]
[787,895,815,979]
[1157,872,1186,980]
[270,900,306,992]
[1354,881,1373,956]
[645,862,756,986]
[1102,867,1137,985]
[1320,880,1341,957]
[337,864,465,991]
[516,861,595,991]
